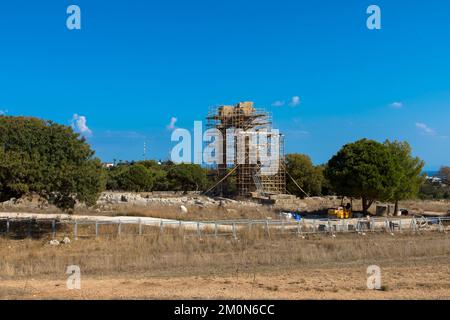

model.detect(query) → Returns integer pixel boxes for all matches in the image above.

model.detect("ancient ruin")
[206,101,286,198]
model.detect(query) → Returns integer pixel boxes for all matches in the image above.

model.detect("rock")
[49,240,60,246]
[62,237,71,244]
[180,205,188,214]
[134,198,148,206]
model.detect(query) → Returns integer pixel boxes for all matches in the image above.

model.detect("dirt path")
[0,211,234,232]
[2,263,450,300]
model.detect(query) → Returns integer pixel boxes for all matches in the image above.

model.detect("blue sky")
[0,0,449,169]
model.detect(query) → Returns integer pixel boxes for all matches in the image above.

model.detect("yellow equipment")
[328,205,352,219]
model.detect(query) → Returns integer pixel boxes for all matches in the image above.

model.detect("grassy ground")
[100,203,279,221]
[1,200,280,221]
[1,232,449,299]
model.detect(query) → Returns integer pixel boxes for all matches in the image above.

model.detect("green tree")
[115,164,155,192]
[438,166,450,184]
[167,163,208,192]
[105,160,172,191]
[0,116,105,210]
[204,168,236,197]
[419,180,450,200]
[105,165,122,190]
[384,140,425,214]
[316,164,333,195]
[137,160,169,190]
[325,139,396,214]
[285,154,323,197]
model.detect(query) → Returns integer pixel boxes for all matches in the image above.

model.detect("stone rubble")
[0,191,386,215]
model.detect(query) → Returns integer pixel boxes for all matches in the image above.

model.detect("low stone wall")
[259,195,342,213]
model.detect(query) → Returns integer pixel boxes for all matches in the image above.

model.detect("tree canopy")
[285,154,324,197]
[325,139,397,213]
[106,161,166,192]
[166,163,209,192]
[438,166,450,184]
[105,161,209,193]
[325,139,426,214]
[384,140,425,213]
[116,164,155,192]
[0,116,105,210]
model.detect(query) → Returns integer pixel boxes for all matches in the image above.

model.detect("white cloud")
[272,96,301,108]
[390,102,403,109]
[0,109,7,115]
[415,122,435,135]
[271,100,285,107]
[289,96,301,107]
[166,117,177,130]
[71,114,92,137]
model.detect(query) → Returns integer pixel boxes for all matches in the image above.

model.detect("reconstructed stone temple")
[206,101,286,198]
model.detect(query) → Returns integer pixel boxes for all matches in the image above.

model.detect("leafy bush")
[326,139,397,213]
[285,154,325,197]
[0,116,105,210]
[166,163,208,192]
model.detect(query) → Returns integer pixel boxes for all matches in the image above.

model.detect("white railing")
[0,216,449,240]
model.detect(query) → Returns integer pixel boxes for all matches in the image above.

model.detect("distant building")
[426,176,448,187]
[102,163,115,168]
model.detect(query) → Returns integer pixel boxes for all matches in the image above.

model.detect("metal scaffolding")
[206,101,286,198]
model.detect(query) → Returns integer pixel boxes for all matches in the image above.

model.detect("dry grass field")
[2,194,448,222]
[102,203,278,221]
[1,232,450,299]
[1,194,449,299]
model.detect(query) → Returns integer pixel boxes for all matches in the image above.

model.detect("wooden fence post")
[438,218,444,233]
[28,219,32,238]
[95,222,99,238]
[74,222,78,240]
[138,219,142,235]
[118,221,122,236]
[6,218,10,236]
[52,220,56,239]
